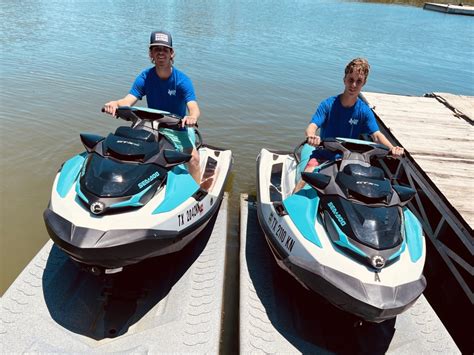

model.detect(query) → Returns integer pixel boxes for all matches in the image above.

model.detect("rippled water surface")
[1,0,473,293]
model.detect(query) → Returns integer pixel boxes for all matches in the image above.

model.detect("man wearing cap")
[104,30,201,184]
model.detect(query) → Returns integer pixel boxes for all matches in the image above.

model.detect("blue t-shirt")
[309,95,379,161]
[129,67,196,118]
[310,95,379,139]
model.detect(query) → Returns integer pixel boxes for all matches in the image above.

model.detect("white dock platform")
[239,194,459,354]
[0,194,228,353]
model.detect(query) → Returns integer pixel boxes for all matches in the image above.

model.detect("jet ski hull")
[45,144,232,270]
[44,193,220,268]
[257,144,426,322]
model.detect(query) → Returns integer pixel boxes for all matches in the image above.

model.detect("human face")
[150,46,173,67]
[343,71,366,97]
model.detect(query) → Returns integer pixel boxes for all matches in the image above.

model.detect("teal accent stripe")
[152,166,199,214]
[57,154,86,198]
[282,186,322,248]
[296,143,315,181]
[388,240,406,260]
[404,208,424,262]
[109,185,153,208]
[75,183,89,203]
[330,218,368,257]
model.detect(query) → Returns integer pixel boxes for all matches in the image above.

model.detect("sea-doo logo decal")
[268,212,295,252]
[90,201,105,215]
[348,118,359,125]
[327,202,347,226]
[178,203,204,226]
[168,89,176,96]
[356,181,379,187]
[117,140,140,147]
[371,255,385,269]
[138,171,160,189]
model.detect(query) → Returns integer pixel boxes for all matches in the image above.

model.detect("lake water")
[1,0,473,293]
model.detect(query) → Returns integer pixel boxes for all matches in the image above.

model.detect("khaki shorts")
[159,127,196,152]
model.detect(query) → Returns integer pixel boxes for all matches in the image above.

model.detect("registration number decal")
[268,212,295,252]
[178,203,204,226]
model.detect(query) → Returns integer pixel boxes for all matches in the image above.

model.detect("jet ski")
[44,106,232,274]
[256,137,426,322]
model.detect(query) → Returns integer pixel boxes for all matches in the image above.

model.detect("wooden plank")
[361,92,474,229]
[432,92,474,120]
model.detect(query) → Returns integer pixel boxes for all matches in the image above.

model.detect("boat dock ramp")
[2,92,472,352]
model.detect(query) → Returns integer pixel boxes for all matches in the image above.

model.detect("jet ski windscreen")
[81,154,163,197]
[342,200,402,250]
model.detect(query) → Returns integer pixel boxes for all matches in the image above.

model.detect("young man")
[103,30,201,184]
[293,58,404,193]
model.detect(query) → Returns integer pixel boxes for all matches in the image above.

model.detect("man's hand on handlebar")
[306,135,321,147]
[103,101,119,117]
[181,115,198,128]
[389,146,404,157]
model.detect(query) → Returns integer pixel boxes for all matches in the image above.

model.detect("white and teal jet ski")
[256,138,426,322]
[44,106,232,274]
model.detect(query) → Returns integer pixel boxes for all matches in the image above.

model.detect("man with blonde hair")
[294,58,404,193]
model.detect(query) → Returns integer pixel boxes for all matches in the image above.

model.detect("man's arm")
[182,100,200,127]
[103,94,138,116]
[371,131,404,156]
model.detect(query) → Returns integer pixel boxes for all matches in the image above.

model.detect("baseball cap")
[149,30,173,49]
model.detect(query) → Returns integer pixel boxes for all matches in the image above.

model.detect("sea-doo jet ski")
[256,137,426,322]
[44,106,232,274]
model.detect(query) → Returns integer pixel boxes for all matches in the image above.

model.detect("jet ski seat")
[115,126,157,142]
[336,164,391,202]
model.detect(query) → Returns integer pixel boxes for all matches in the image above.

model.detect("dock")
[362,91,473,229]
[239,194,459,354]
[423,2,474,15]
[0,194,228,353]
[361,91,473,351]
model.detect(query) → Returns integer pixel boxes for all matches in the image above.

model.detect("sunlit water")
[1,0,473,293]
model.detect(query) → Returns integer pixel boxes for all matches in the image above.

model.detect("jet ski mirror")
[114,107,140,122]
[322,138,345,153]
[302,172,331,190]
[393,185,416,205]
[80,133,105,152]
[163,149,192,166]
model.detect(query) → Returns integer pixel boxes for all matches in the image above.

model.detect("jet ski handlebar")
[294,137,391,164]
[101,106,185,129]
[321,138,389,158]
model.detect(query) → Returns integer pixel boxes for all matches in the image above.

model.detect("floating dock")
[0,194,228,353]
[423,2,474,15]
[239,194,459,354]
